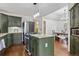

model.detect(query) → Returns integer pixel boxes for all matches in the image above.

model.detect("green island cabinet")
[31,34,54,56]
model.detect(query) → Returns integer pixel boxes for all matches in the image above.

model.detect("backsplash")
[8,27,23,33]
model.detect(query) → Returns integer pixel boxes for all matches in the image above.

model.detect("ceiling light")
[33,3,40,18]
[33,12,40,18]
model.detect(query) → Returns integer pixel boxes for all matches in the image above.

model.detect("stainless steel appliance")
[71,28,79,35]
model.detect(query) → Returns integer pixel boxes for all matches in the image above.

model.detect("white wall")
[68,3,75,10]
[46,19,57,35]
[67,3,75,52]
[46,19,68,35]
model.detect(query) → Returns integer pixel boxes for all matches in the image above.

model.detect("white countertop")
[31,34,54,38]
[0,33,8,37]
[0,32,22,38]
[0,33,54,39]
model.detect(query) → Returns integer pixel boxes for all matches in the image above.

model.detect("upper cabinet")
[8,16,22,27]
[74,4,79,27]
[70,8,74,28]
[70,4,79,28]
[0,14,8,33]
[0,13,22,33]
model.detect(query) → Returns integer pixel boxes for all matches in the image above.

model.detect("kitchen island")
[30,34,54,56]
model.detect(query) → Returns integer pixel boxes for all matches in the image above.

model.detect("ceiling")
[0,3,68,17]
[45,6,68,21]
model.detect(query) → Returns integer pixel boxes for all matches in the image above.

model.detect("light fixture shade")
[33,12,40,18]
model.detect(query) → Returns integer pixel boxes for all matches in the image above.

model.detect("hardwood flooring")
[54,40,69,56]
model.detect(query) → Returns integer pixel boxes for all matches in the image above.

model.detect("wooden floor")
[54,40,69,56]
[1,44,30,56]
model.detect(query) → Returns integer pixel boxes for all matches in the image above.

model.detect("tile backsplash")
[8,27,23,33]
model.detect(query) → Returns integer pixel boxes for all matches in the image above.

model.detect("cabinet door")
[74,5,79,27]
[8,16,21,27]
[8,16,14,27]
[3,34,13,48]
[0,14,2,32]
[70,35,75,55]
[31,37,38,56]
[7,34,13,47]
[38,37,54,56]
[14,17,21,27]
[75,36,79,56]
[13,33,22,44]
[4,35,8,48]
[70,9,74,28]
[1,14,8,33]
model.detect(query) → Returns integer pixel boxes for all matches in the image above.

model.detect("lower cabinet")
[70,35,79,56]
[4,34,13,48]
[75,36,79,56]
[12,33,22,44]
[70,35,75,55]
[4,33,22,48]
[6,34,13,47]
[31,36,54,56]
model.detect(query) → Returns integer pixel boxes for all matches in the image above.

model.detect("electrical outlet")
[45,43,48,47]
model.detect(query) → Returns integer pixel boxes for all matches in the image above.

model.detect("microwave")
[71,28,79,35]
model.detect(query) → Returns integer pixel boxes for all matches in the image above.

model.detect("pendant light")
[33,3,40,18]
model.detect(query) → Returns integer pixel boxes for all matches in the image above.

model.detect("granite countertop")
[31,34,54,38]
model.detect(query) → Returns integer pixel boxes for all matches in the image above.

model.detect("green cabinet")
[70,9,74,28]
[12,33,22,44]
[5,33,22,47]
[8,16,21,27]
[0,13,22,33]
[70,35,79,56]
[0,35,10,49]
[31,36,54,56]
[70,35,75,55]
[3,34,13,48]
[74,5,79,27]
[74,36,79,56]
[0,14,8,33]
[70,4,79,56]
[70,4,79,28]
[6,34,13,47]
[1,33,22,48]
